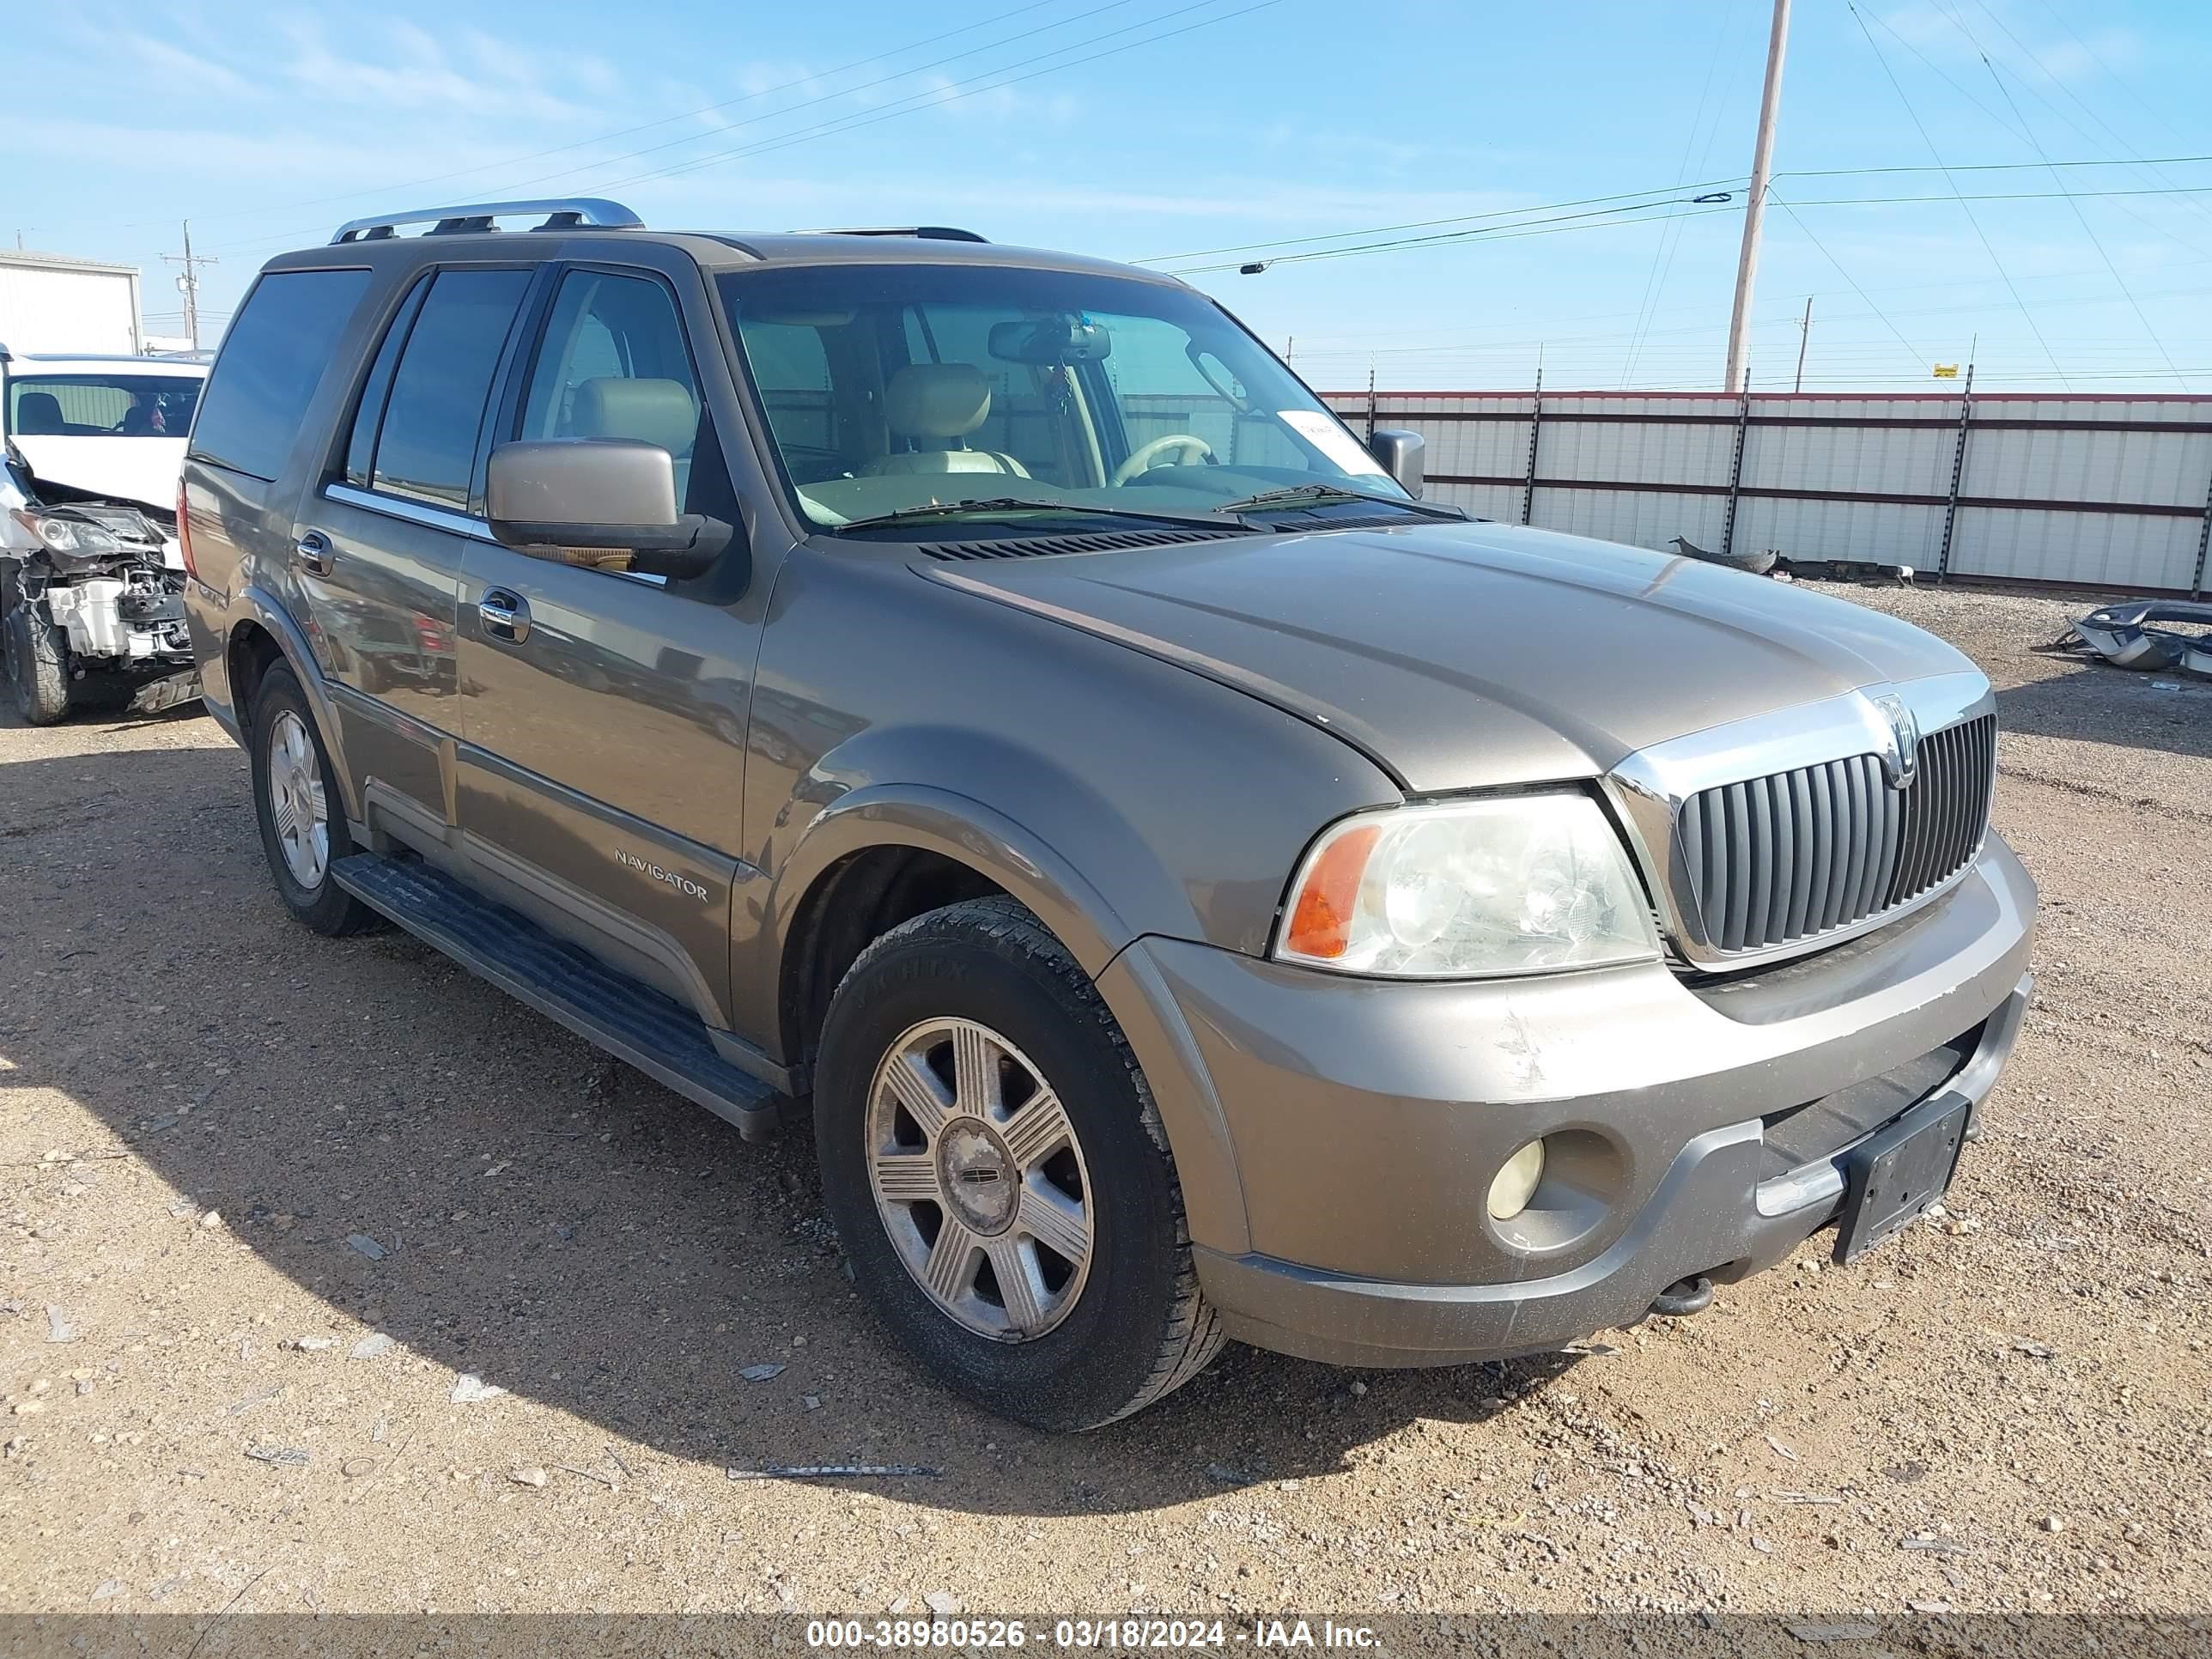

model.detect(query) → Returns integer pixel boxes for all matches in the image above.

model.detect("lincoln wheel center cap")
[936,1117,1018,1236]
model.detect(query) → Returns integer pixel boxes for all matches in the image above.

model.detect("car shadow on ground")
[1996,655,2212,764]
[0,735,1583,1519]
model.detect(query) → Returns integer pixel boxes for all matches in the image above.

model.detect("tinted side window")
[342,279,429,488]
[519,270,704,502]
[190,269,372,481]
[371,269,531,509]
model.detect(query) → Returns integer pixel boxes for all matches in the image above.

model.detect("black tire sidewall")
[3,573,70,725]
[817,914,1187,1431]
[249,666,363,933]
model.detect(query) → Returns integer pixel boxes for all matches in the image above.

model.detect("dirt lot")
[3,581,2209,1636]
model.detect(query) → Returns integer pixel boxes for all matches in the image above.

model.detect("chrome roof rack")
[330,198,644,245]
[795,226,988,243]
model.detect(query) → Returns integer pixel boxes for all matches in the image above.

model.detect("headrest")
[884,363,991,441]
[572,377,697,455]
[15,392,64,434]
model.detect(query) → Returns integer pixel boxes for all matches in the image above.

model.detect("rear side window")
[190,268,372,481]
[342,278,428,488]
[368,268,532,509]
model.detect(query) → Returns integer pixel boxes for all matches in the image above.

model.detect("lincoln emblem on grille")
[1870,693,1922,789]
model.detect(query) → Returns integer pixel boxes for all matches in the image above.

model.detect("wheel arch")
[761,784,1127,1074]
[755,782,1252,1258]
[227,587,360,824]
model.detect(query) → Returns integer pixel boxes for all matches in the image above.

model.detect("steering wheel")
[1110,433,1214,487]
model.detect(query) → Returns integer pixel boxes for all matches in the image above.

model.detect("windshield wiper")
[833,497,1246,534]
[1214,483,1468,521]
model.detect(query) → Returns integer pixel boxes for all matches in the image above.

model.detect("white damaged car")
[1,348,206,723]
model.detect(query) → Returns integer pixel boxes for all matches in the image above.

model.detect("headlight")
[1275,793,1661,978]
[9,509,120,559]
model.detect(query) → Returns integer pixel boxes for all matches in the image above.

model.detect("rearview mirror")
[487,440,732,581]
[988,316,1111,364]
[1366,428,1425,498]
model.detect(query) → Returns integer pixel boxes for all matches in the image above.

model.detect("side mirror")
[1366,428,1425,498]
[487,439,732,581]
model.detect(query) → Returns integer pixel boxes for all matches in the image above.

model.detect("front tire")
[816,897,1223,1431]
[3,570,72,725]
[249,664,378,936]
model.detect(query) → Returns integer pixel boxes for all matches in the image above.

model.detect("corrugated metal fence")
[1320,389,2212,597]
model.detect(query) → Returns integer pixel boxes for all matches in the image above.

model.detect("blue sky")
[15,0,2212,392]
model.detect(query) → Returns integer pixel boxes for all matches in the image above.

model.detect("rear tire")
[249,663,379,937]
[3,570,72,726]
[815,896,1223,1431]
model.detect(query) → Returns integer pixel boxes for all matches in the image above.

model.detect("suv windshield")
[715,264,1407,532]
[7,374,203,439]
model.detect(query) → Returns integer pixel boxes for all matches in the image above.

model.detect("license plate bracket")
[1833,1091,1971,1264]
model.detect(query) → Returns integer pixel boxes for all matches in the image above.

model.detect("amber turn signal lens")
[1283,824,1381,960]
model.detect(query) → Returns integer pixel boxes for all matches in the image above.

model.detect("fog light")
[1487,1139,1547,1221]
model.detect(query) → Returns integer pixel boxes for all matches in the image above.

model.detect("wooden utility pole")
[162,221,218,352]
[1792,295,1813,392]
[1724,0,1791,393]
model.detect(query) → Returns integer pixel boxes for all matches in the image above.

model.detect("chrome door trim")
[1603,670,1996,974]
[325,481,495,542]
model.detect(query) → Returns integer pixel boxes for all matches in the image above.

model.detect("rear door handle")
[477,588,532,644]
[293,531,334,576]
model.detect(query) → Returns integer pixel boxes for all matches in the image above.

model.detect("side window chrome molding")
[325,481,493,541]
[320,481,672,586]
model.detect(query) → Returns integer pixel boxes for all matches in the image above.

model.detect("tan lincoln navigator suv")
[181,198,2035,1429]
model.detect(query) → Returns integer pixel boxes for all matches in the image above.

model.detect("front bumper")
[1102,835,2037,1368]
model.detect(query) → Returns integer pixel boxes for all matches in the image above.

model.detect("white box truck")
[0,250,144,356]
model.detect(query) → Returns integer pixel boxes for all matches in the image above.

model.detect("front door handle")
[477,588,532,644]
[293,531,334,577]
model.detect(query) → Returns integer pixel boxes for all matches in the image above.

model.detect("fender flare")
[751,782,1252,1255]
[232,585,362,825]
[758,783,1129,985]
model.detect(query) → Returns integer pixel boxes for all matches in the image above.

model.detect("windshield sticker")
[1278,410,1384,478]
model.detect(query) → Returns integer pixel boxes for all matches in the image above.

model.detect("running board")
[331,853,781,1141]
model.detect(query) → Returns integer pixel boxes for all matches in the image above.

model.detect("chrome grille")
[1677,713,1996,957]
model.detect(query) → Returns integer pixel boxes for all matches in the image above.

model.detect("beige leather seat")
[571,377,698,455]
[862,362,1029,477]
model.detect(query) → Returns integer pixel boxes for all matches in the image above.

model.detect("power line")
[1852,3,2212,262]
[203,0,1176,256]
[1947,6,2186,387]
[1137,176,1746,263]
[1844,0,2068,387]
[1163,178,2212,278]
[1168,200,1741,275]
[208,0,1278,251]
[1765,190,1923,368]
[484,0,1152,197]
[167,0,1084,240]
[1138,154,2212,269]
[584,0,1283,195]
[1956,0,2212,235]
[1621,0,1743,385]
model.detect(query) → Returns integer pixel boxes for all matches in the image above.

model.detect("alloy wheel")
[266,709,330,889]
[866,1017,1094,1341]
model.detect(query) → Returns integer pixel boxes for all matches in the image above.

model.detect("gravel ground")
[2,580,2208,1635]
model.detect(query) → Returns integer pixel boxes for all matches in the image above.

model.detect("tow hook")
[1650,1274,1715,1318]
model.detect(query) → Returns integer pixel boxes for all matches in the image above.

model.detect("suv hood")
[924,520,1975,793]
